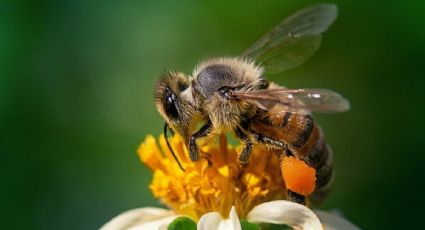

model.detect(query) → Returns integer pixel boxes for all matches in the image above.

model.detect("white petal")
[198,207,242,230]
[315,210,361,230]
[101,207,178,230]
[217,207,242,230]
[197,211,222,230]
[247,200,323,230]
[127,215,180,230]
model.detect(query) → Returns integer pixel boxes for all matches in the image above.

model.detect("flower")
[101,201,360,230]
[139,133,286,220]
[101,134,361,229]
[100,207,179,230]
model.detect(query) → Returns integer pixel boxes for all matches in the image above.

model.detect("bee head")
[155,71,194,139]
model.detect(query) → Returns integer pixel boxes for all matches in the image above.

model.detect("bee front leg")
[188,119,212,161]
[235,127,253,167]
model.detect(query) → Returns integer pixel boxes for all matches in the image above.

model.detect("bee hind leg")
[287,190,306,205]
[188,119,212,162]
[252,132,289,152]
[236,129,290,166]
[247,132,308,205]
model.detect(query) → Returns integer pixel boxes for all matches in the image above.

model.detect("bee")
[154,3,349,204]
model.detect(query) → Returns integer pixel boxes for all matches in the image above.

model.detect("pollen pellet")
[281,156,316,196]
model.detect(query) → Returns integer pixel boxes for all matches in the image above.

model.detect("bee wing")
[231,88,350,114]
[241,3,338,73]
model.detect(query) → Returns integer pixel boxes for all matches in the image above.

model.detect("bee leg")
[252,133,294,157]
[235,127,253,167]
[252,133,285,149]
[287,190,306,205]
[188,119,212,162]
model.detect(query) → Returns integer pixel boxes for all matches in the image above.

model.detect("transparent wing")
[230,88,350,114]
[241,3,338,73]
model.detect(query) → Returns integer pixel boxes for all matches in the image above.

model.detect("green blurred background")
[1,0,424,229]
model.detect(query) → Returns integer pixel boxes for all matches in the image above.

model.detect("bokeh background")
[1,0,424,229]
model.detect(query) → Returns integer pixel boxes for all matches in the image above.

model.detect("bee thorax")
[206,96,254,131]
[192,57,264,100]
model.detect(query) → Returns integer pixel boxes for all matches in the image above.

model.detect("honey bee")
[155,3,349,204]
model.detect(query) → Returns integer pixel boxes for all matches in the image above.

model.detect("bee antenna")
[164,122,185,172]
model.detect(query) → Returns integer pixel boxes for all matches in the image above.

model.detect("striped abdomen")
[250,110,334,203]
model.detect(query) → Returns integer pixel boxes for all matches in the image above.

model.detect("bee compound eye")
[166,94,174,104]
[163,94,180,120]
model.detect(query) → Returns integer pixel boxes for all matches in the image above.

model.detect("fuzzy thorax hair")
[191,57,264,132]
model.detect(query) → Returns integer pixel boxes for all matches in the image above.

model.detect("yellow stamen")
[137,134,286,220]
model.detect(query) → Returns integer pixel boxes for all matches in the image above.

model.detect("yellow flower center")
[138,134,286,220]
